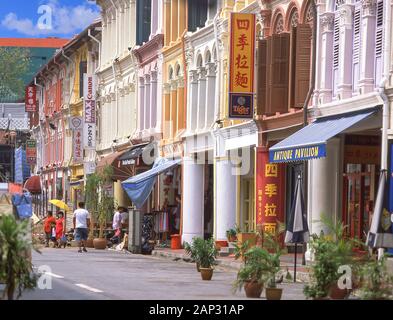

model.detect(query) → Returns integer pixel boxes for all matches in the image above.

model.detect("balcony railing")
[0,117,30,131]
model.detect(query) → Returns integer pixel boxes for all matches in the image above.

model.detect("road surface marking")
[44,272,64,279]
[75,283,103,293]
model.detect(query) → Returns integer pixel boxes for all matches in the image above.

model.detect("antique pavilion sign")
[228,13,256,119]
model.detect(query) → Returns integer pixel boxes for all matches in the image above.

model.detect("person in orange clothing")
[55,211,65,248]
[43,211,56,247]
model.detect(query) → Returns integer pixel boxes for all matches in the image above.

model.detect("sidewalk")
[152,247,311,282]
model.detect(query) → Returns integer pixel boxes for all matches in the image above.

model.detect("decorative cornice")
[361,0,376,16]
[320,12,335,33]
[197,66,207,80]
[206,62,217,76]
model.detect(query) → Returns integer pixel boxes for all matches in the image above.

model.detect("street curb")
[151,249,310,282]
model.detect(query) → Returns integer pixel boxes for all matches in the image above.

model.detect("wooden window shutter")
[256,39,267,116]
[266,33,290,114]
[375,0,384,85]
[294,24,312,108]
[352,8,361,93]
[79,61,87,98]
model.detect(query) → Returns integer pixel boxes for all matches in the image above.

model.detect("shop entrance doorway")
[343,164,378,242]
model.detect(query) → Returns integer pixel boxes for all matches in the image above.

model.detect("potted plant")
[236,224,257,249]
[85,173,100,248]
[262,232,284,300]
[233,246,270,298]
[0,214,39,300]
[92,165,115,250]
[304,215,358,300]
[358,255,393,300]
[192,237,218,280]
[184,237,205,272]
[226,228,237,243]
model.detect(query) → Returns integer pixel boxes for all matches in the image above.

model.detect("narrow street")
[21,248,306,300]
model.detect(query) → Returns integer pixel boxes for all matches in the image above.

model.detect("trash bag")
[12,192,33,220]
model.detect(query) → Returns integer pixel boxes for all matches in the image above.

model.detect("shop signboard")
[228,13,255,119]
[26,139,37,165]
[269,144,326,163]
[25,86,37,112]
[256,148,285,236]
[70,116,83,130]
[73,129,83,163]
[84,161,96,175]
[83,74,96,149]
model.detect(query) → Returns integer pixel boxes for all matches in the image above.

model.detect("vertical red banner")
[25,86,37,112]
[256,147,285,235]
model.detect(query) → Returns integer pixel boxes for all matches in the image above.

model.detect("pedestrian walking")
[55,211,65,248]
[72,202,90,253]
[43,210,56,248]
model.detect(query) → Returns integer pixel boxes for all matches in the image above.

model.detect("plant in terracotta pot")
[232,246,271,298]
[184,237,205,272]
[357,255,393,300]
[92,165,115,250]
[226,228,237,243]
[304,215,359,300]
[85,173,100,248]
[192,237,218,280]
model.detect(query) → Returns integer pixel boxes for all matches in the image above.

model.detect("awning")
[96,150,135,181]
[118,143,150,164]
[122,157,182,208]
[24,176,41,194]
[269,108,378,163]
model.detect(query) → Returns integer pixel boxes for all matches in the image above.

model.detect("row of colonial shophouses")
[27,0,393,250]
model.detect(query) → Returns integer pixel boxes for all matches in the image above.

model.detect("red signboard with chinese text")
[73,129,83,163]
[25,86,37,112]
[229,13,255,119]
[256,148,285,237]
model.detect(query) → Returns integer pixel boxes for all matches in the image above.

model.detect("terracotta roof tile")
[0,38,69,48]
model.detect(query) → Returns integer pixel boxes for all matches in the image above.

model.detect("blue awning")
[122,157,182,208]
[269,108,378,163]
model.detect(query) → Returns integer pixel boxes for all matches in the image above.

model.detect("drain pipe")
[376,0,392,260]
[302,0,317,264]
[88,28,101,74]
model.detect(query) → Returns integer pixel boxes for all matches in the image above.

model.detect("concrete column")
[188,70,199,132]
[170,80,178,138]
[359,0,377,94]
[151,0,157,38]
[177,78,185,133]
[163,83,171,139]
[144,75,151,132]
[215,158,237,241]
[157,0,164,34]
[150,71,158,129]
[138,77,145,132]
[318,12,335,104]
[197,67,207,131]
[178,0,185,40]
[130,0,137,45]
[307,138,341,238]
[205,62,216,130]
[337,4,354,100]
[182,157,204,244]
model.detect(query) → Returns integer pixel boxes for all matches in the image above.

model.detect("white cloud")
[1,0,99,36]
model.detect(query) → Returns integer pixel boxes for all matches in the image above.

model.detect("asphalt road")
[19,247,305,300]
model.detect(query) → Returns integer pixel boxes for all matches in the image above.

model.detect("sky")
[0,0,100,39]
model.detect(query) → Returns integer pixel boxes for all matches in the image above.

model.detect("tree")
[0,47,31,102]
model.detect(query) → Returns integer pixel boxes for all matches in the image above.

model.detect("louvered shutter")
[352,8,361,93]
[79,61,87,98]
[332,14,339,97]
[375,0,384,84]
[288,26,297,109]
[256,39,267,115]
[266,33,290,114]
[294,24,312,108]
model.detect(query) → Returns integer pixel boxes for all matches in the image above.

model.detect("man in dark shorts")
[73,202,90,253]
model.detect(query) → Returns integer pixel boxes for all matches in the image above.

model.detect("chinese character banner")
[229,13,255,119]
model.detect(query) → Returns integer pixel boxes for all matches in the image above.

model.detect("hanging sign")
[256,148,285,235]
[26,139,37,165]
[25,86,37,112]
[70,116,83,130]
[228,13,256,119]
[83,74,96,149]
[73,129,83,163]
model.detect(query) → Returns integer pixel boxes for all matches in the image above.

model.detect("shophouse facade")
[95,0,138,208]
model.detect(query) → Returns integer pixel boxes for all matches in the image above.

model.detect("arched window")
[274,14,285,34]
[290,9,299,29]
[196,55,203,68]
[205,51,211,64]
[169,66,174,80]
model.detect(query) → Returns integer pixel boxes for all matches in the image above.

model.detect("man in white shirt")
[73,202,90,253]
[112,207,127,243]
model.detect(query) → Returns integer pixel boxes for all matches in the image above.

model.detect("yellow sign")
[229,13,255,93]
